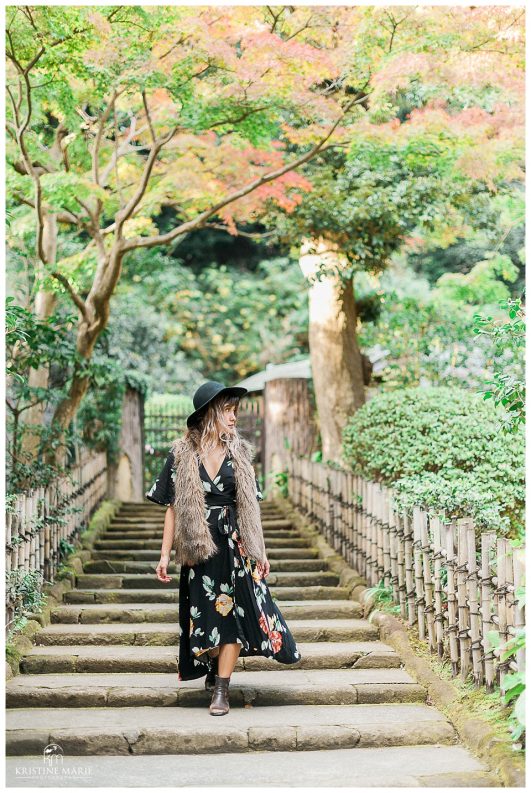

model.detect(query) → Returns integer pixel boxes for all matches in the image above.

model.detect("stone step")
[50,599,363,624]
[65,585,353,603]
[75,571,340,589]
[5,703,456,756]
[19,641,399,674]
[105,525,301,540]
[93,540,319,559]
[107,518,294,529]
[99,533,312,548]
[6,668,426,708]
[5,746,496,786]
[33,619,378,646]
[111,506,285,513]
[82,558,327,574]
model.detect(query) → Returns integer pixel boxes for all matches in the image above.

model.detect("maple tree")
[6,5,367,461]
[266,6,525,460]
[6,5,525,464]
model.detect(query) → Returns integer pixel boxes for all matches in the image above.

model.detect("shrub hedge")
[341,386,524,538]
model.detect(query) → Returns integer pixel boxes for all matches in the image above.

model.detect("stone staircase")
[6,500,499,786]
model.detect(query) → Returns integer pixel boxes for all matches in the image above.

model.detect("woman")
[146,380,300,716]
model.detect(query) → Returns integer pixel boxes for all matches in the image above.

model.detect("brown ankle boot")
[209,674,230,716]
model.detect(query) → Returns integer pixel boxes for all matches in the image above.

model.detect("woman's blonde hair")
[185,394,244,460]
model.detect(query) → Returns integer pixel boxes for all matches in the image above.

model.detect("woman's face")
[223,402,237,431]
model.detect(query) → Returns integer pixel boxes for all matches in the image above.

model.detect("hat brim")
[186,386,248,427]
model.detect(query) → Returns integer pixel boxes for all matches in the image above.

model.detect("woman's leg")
[218,642,241,676]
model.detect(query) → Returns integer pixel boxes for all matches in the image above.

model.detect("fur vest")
[169,434,267,566]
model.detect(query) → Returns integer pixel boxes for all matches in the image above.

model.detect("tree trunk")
[20,214,58,461]
[299,236,365,464]
[49,248,123,466]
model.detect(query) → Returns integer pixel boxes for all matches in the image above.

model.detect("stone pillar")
[263,377,319,495]
[107,387,145,502]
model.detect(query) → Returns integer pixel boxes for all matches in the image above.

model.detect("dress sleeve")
[145,450,175,506]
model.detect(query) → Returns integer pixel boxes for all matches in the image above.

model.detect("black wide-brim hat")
[186,381,248,427]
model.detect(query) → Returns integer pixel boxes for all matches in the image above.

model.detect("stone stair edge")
[273,497,523,789]
[6,702,457,756]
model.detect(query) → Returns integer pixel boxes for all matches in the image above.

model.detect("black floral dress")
[146,448,301,681]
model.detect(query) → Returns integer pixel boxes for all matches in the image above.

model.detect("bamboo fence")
[287,451,525,691]
[5,451,108,634]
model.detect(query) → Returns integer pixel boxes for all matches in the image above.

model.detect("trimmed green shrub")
[341,386,524,537]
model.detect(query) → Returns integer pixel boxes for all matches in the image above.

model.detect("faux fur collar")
[169,434,266,565]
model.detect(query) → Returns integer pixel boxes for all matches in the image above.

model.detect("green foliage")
[5,569,48,638]
[342,386,524,537]
[365,579,401,615]
[356,258,523,393]
[271,134,486,278]
[145,394,193,414]
[433,253,519,305]
[76,347,149,465]
[5,299,79,488]
[474,298,525,434]
[58,537,76,561]
[487,589,526,748]
[142,252,308,378]
[272,470,289,499]
[5,295,150,483]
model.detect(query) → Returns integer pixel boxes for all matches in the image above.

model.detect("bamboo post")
[395,503,407,620]
[412,506,426,639]
[430,515,446,658]
[481,531,496,693]
[511,549,525,676]
[388,489,399,605]
[339,470,347,560]
[494,538,510,667]
[358,478,366,580]
[505,544,516,673]
[354,475,362,575]
[346,472,355,569]
[369,482,378,585]
[403,511,416,625]
[381,485,391,589]
[332,469,340,554]
[456,519,472,681]
[376,483,385,585]
[465,520,483,685]
[420,508,436,652]
[445,520,460,677]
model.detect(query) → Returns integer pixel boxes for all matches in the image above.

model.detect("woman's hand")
[257,557,270,579]
[155,553,172,583]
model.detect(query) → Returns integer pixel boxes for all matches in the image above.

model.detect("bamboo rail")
[5,451,107,634]
[286,451,525,691]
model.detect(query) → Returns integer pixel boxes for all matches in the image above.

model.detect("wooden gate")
[143,396,264,492]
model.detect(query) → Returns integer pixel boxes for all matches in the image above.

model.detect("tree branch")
[98,111,138,188]
[204,222,276,239]
[50,272,89,321]
[92,89,122,187]
[142,90,156,143]
[115,123,181,234]
[11,191,82,225]
[122,95,366,252]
